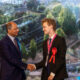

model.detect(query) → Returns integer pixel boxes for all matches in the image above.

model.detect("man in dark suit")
[0,22,35,80]
[32,18,68,80]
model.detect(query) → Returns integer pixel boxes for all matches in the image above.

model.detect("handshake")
[27,64,36,71]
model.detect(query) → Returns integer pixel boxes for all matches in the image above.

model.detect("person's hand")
[48,75,54,80]
[27,64,36,71]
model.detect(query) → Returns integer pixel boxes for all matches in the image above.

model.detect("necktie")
[14,38,19,50]
[49,38,51,44]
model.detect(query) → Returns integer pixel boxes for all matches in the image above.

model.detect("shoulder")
[56,35,65,41]
[0,35,9,45]
[56,35,67,48]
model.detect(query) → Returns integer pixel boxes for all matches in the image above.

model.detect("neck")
[49,30,55,38]
[7,33,15,37]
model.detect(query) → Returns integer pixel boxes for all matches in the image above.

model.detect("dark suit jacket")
[0,35,27,80]
[35,35,68,80]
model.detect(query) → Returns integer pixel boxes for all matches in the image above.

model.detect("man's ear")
[8,29,11,33]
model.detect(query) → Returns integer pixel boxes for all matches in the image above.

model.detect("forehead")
[42,22,48,26]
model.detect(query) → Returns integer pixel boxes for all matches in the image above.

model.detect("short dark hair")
[41,18,56,31]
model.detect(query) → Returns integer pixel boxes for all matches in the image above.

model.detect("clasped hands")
[27,64,54,80]
[27,64,36,71]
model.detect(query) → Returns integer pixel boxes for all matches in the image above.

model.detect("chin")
[14,35,18,37]
[44,32,48,35]
[16,35,18,36]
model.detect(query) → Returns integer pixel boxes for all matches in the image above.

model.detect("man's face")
[42,22,53,35]
[8,23,19,37]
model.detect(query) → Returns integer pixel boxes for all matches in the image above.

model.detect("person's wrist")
[50,72,55,78]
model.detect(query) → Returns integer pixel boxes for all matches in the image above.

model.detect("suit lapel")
[6,36,22,57]
[15,38,21,51]
[49,35,57,55]
[45,40,48,56]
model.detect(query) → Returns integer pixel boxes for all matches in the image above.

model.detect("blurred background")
[0,0,80,80]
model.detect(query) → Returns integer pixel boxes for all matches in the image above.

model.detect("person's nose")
[17,28,19,32]
[43,28,44,31]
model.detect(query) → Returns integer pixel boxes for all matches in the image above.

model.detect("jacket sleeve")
[50,37,67,74]
[35,41,47,69]
[0,42,27,70]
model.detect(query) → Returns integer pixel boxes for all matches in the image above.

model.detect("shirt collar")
[49,33,56,40]
[7,34,15,42]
